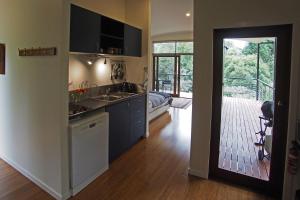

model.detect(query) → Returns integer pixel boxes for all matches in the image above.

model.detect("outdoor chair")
[255,101,274,161]
[162,80,172,93]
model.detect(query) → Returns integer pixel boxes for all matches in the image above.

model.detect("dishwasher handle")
[89,123,96,128]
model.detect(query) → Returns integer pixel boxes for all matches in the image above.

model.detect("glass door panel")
[179,55,193,98]
[218,37,276,181]
[153,56,178,96]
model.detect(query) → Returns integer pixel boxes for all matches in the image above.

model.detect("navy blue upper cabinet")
[70,4,101,53]
[124,24,142,57]
[100,16,124,55]
[70,4,142,57]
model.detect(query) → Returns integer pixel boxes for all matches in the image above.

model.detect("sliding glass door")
[153,55,179,97]
[152,41,193,98]
[179,55,193,98]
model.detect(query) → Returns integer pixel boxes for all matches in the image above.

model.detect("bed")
[148,91,173,121]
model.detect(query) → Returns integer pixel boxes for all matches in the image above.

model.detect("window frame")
[152,40,194,97]
[153,40,194,55]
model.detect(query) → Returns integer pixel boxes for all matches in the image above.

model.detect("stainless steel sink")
[89,92,136,102]
[109,92,136,98]
[90,95,121,102]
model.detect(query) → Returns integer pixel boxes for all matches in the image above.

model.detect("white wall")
[191,0,300,199]
[71,0,126,22]
[151,0,193,37]
[152,31,193,42]
[0,0,70,199]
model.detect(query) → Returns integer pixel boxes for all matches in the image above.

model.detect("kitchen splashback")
[68,54,124,91]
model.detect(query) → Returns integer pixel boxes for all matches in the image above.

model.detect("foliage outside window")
[153,41,193,94]
[153,41,193,54]
[223,39,275,101]
[176,42,193,53]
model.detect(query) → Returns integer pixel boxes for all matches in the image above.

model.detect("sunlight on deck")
[219,97,271,181]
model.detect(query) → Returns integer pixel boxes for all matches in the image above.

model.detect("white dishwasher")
[69,112,109,195]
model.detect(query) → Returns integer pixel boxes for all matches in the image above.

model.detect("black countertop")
[69,92,146,121]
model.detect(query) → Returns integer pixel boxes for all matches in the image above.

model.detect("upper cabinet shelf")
[101,16,124,38]
[69,4,142,57]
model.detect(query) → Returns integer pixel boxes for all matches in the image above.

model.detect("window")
[153,41,194,98]
[153,42,176,54]
[153,41,193,54]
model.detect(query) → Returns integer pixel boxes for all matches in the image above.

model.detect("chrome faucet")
[89,83,98,97]
[105,88,111,95]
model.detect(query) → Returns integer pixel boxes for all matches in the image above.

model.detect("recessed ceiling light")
[87,60,93,65]
[186,12,191,17]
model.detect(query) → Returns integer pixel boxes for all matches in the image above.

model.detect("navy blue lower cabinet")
[130,95,146,145]
[106,101,130,163]
[106,94,146,163]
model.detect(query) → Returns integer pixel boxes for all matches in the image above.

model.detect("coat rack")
[18,47,57,56]
[0,43,5,74]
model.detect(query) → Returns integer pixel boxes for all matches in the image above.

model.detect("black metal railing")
[154,73,193,93]
[155,73,273,101]
[223,77,273,102]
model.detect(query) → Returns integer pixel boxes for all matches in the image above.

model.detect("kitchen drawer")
[130,95,146,109]
[131,107,145,118]
[132,117,145,128]
[130,122,145,145]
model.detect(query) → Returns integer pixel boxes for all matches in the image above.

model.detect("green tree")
[154,42,193,93]
[223,39,275,101]
[242,41,275,84]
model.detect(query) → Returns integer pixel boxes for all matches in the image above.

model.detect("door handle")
[277,101,284,107]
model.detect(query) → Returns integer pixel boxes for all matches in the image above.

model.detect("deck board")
[219,97,271,181]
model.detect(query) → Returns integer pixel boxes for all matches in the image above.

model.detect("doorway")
[152,41,193,98]
[210,25,292,197]
[153,55,180,97]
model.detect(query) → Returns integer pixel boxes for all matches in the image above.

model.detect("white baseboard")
[188,168,208,179]
[0,154,63,200]
[71,165,108,196]
[145,131,150,138]
[61,190,72,200]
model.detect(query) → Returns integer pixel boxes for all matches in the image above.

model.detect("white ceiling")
[151,0,193,37]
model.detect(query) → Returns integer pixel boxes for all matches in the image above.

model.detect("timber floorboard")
[0,106,273,200]
[219,97,271,181]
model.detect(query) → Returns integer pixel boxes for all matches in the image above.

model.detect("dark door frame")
[152,54,180,97]
[152,53,193,97]
[209,24,293,198]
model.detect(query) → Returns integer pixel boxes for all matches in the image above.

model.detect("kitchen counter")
[69,92,146,121]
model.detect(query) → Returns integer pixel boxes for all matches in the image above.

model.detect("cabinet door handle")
[89,123,96,128]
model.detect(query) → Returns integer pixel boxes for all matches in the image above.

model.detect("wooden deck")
[219,97,271,181]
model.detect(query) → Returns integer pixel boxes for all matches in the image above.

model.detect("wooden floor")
[0,159,53,200]
[219,97,271,181]
[0,105,273,200]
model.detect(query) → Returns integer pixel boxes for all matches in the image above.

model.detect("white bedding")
[148,91,172,121]
[148,99,170,113]
[148,92,172,113]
